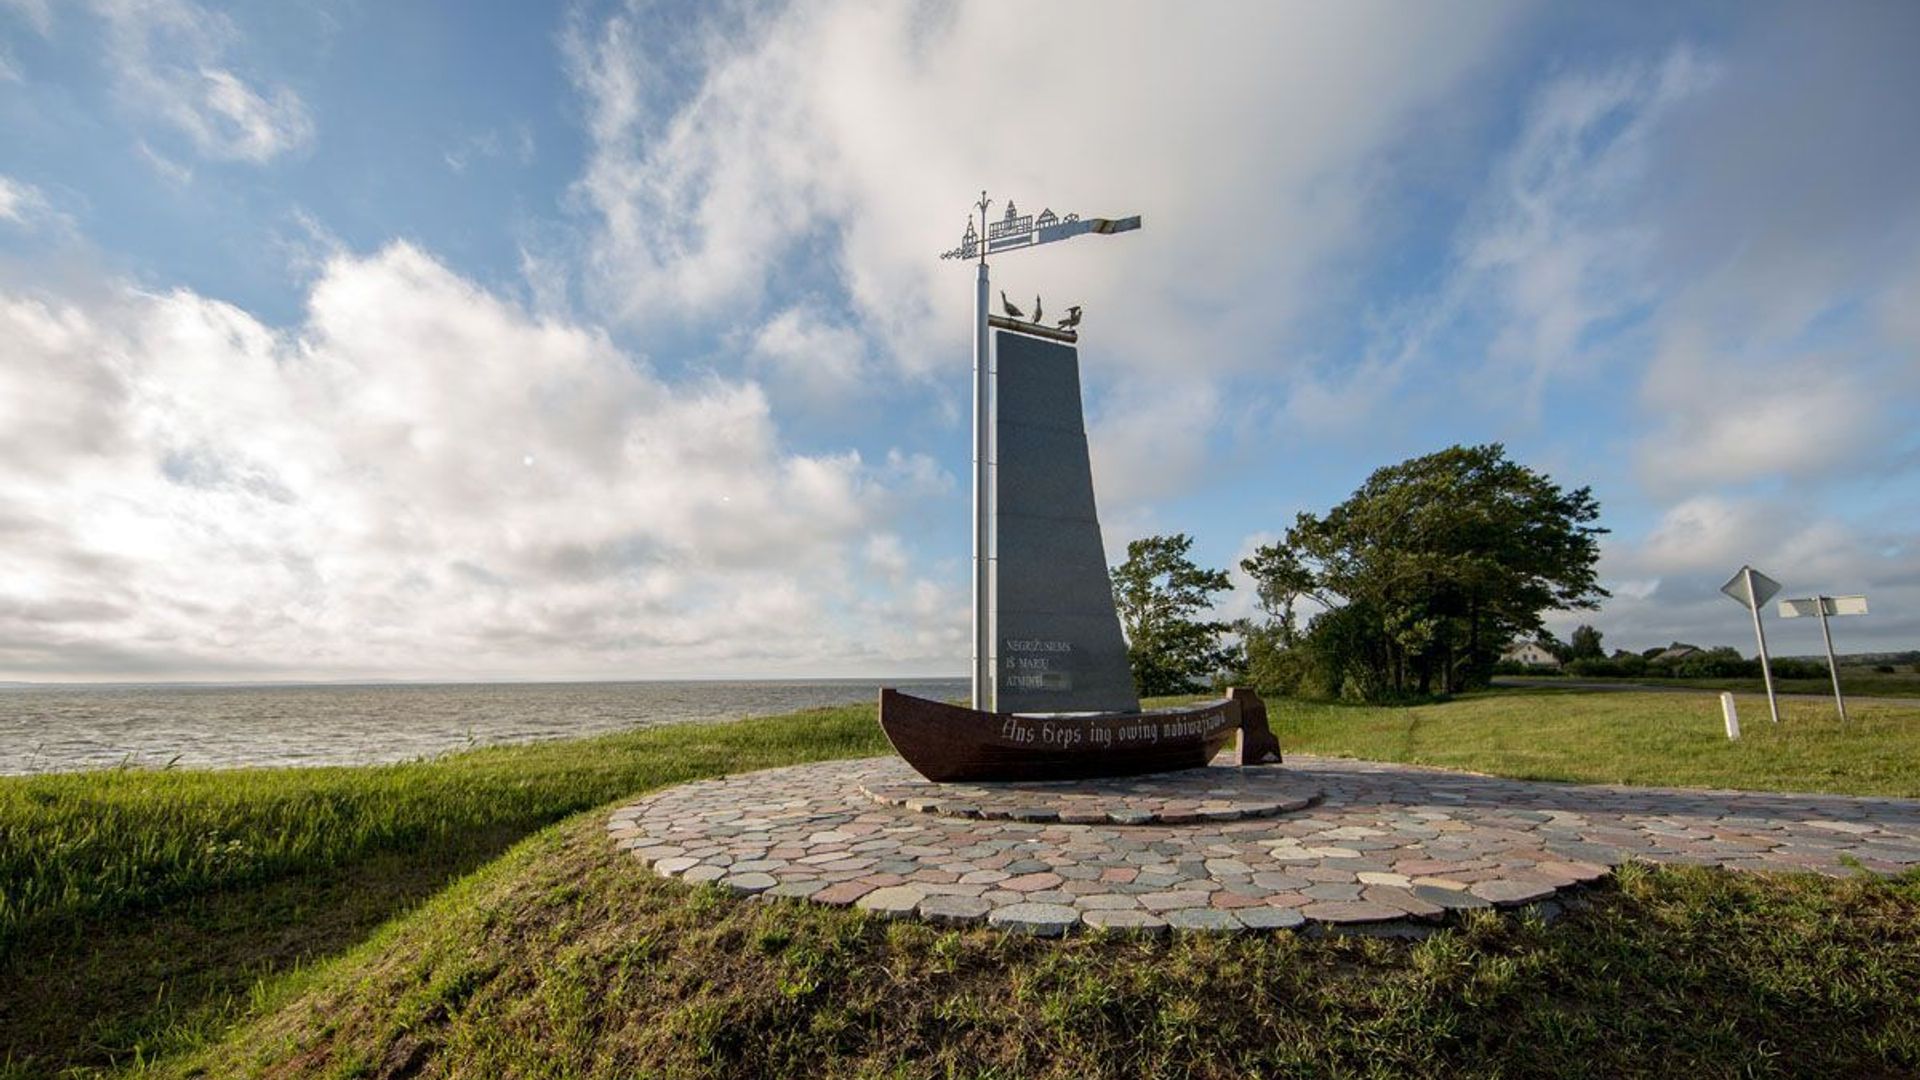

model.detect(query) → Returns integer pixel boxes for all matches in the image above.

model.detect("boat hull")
[877,689,1243,783]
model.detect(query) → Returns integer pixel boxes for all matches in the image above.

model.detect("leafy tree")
[1110,534,1234,696]
[1238,543,1322,649]
[1569,624,1604,661]
[1244,444,1607,699]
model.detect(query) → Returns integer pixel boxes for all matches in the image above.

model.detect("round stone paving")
[857,766,1321,824]
[606,755,1920,937]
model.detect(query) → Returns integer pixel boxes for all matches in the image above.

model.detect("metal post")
[938,190,1137,712]
[971,257,991,711]
[1746,566,1780,724]
[1817,596,1848,722]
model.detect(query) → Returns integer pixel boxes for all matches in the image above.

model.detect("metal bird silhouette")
[1000,291,1024,319]
[1032,296,1043,324]
[1056,305,1082,330]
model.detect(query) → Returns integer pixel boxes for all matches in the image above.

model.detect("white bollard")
[1720,692,1741,741]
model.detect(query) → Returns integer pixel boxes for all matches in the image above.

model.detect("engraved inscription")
[1002,638,1075,691]
[994,705,1235,752]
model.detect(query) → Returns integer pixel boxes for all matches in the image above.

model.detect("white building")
[1501,641,1561,668]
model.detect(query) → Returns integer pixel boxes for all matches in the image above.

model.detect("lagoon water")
[0,678,967,775]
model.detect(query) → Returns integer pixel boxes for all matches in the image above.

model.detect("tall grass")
[0,704,887,954]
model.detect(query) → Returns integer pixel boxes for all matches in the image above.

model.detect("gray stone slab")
[987,903,1081,937]
[1470,880,1558,906]
[721,872,778,896]
[1236,907,1307,931]
[918,895,992,926]
[1411,884,1492,911]
[1165,908,1244,933]
[1081,909,1168,935]
[856,885,928,918]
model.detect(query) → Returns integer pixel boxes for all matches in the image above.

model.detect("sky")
[1,0,1917,682]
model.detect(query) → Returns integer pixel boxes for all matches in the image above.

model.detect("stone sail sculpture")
[879,193,1283,783]
[991,328,1140,714]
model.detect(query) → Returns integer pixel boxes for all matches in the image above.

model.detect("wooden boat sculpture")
[879,687,1281,783]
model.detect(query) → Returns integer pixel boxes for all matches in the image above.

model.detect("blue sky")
[1,0,1916,681]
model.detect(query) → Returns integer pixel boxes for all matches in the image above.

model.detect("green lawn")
[1506,669,1920,698]
[1276,688,1920,796]
[3,689,1917,1077]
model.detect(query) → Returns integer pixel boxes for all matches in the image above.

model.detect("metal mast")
[940,195,1141,711]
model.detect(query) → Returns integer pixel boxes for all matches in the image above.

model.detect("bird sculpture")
[1000,291,1024,319]
[1032,296,1043,324]
[1057,305,1082,330]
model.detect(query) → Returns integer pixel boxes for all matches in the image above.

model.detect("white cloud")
[93,0,313,164]
[135,140,194,187]
[564,0,1523,382]
[1636,495,1773,575]
[1579,495,1920,655]
[0,244,957,679]
[1635,331,1895,490]
[0,175,46,225]
[746,304,870,405]
[1086,376,1221,511]
[1352,47,1717,423]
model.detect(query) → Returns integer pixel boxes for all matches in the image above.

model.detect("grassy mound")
[4,688,1917,1076]
[173,812,1920,1079]
[0,704,885,1076]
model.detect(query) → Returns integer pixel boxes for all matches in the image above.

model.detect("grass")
[1506,669,1920,698]
[3,688,1918,1076]
[1273,688,1920,796]
[0,704,886,1076]
[165,811,1920,1079]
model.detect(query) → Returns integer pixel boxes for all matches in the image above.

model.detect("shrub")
[1673,648,1759,679]
[1769,658,1827,680]
[1566,655,1648,678]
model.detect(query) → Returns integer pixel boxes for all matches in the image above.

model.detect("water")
[0,679,967,775]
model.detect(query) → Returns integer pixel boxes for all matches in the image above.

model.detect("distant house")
[1501,641,1561,668]
[1650,642,1704,664]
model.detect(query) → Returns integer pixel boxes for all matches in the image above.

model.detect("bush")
[1769,658,1827,680]
[1566,655,1648,678]
[1673,648,1759,679]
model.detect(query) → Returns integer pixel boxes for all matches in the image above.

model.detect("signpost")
[1720,565,1782,724]
[1778,594,1870,721]
[940,195,1141,711]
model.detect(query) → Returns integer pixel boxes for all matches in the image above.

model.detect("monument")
[879,194,1282,781]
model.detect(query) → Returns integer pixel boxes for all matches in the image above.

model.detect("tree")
[1110,534,1234,697]
[1244,444,1607,699]
[1238,542,1323,649]
[1569,624,1604,661]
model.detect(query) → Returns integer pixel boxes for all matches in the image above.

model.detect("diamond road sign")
[1720,566,1782,608]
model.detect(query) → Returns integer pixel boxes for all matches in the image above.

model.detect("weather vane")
[938,190,1141,709]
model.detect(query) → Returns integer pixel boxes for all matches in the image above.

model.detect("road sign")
[1775,593,1870,721]
[1778,595,1868,618]
[1721,565,1782,724]
[1721,567,1782,608]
